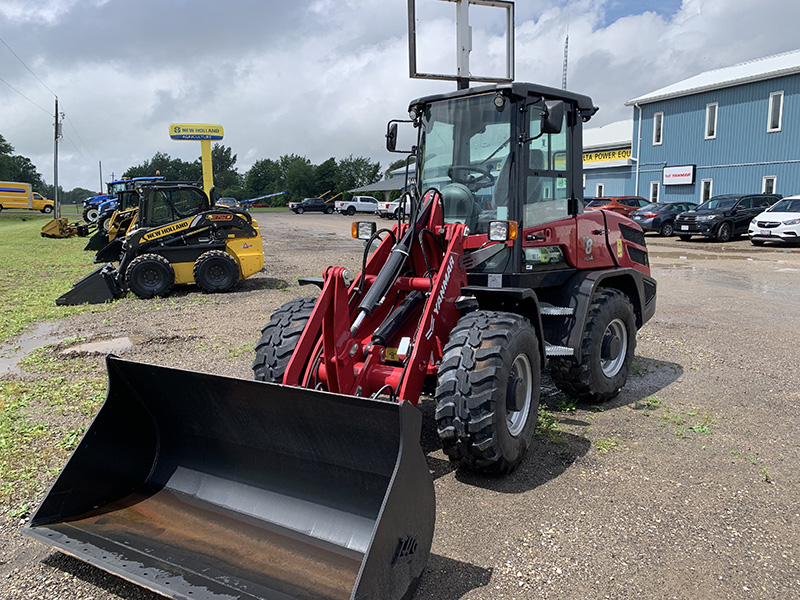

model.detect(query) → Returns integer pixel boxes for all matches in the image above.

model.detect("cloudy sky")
[2,0,799,193]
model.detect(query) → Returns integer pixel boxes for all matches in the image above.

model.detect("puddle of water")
[60,337,144,356]
[0,322,63,376]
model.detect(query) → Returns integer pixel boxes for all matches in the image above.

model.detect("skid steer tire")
[253,297,317,383]
[435,310,540,475]
[126,253,175,299]
[193,250,239,293]
[549,289,636,403]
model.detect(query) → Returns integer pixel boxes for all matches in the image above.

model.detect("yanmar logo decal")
[143,219,191,241]
[425,255,456,340]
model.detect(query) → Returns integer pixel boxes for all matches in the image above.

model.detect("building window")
[705,103,718,139]
[763,176,777,194]
[701,179,713,202]
[653,112,663,145]
[650,180,660,203]
[768,91,783,132]
[596,183,604,197]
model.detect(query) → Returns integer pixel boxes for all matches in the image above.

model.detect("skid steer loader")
[56,183,264,305]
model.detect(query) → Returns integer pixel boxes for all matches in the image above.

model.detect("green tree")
[314,157,338,196]
[280,154,315,201]
[336,155,381,198]
[123,151,201,182]
[385,157,415,179]
[0,133,46,189]
[245,158,283,199]
[209,143,242,191]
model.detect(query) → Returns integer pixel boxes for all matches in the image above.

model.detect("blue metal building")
[625,49,800,204]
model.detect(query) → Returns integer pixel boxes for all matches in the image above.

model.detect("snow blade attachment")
[22,356,435,600]
[55,263,120,306]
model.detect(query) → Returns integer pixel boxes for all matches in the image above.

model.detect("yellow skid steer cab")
[57,184,264,305]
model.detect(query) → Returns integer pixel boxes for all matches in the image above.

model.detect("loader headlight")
[488,220,518,242]
[353,221,377,240]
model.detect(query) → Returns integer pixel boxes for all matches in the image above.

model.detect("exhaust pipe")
[22,356,435,600]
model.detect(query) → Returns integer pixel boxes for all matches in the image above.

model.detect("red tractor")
[253,82,656,474]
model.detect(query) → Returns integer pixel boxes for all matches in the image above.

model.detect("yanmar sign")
[663,165,696,185]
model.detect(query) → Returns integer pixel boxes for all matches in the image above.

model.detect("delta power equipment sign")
[169,123,224,141]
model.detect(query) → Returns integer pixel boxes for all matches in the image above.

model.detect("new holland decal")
[143,219,192,241]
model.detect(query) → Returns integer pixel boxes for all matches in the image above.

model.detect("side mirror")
[542,100,565,135]
[386,122,398,152]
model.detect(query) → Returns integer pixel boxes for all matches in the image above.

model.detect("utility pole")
[53,97,62,218]
[99,161,103,193]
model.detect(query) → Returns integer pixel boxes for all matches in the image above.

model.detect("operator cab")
[411,84,595,234]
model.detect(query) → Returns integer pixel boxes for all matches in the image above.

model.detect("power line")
[0,34,58,98]
[0,74,52,116]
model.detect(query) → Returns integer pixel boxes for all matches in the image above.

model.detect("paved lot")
[1,211,798,600]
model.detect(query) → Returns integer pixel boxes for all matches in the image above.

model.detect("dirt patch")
[1,216,798,600]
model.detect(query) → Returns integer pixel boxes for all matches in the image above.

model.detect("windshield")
[697,196,738,210]
[419,93,512,234]
[108,182,128,195]
[767,198,800,212]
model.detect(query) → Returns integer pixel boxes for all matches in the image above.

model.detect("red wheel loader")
[21,54,656,600]
[22,82,655,600]
[22,81,655,600]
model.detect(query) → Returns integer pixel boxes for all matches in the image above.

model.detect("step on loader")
[56,183,265,305]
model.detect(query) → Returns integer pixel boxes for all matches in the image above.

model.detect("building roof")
[583,119,632,150]
[349,176,411,194]
[626,48,800,106]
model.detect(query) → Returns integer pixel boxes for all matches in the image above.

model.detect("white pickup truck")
[334,195,379,215]
[377,195,412,219]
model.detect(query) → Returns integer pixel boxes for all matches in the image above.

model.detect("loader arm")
[284,191,467,405]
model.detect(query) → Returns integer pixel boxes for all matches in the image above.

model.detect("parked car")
[335,195,379,215]
[289,197,334,214]
[629,201,698,236]
[748,195,800,245]
[675,193,781,242]
[377,194,412,219]
[584,196,650,217]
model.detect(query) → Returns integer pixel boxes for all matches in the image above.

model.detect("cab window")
[525,101,569,228]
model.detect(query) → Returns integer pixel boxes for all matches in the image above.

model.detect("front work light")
[353,221,377,240]
[488,220,518,242]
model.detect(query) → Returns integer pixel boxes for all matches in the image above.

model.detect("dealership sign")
[663,165,696,185]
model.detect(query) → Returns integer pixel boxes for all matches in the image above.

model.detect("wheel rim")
[600,318,628,377]
[506,353,533,437]
[139,267,162,292]
[206,261,229,285]
[662,222,673,236]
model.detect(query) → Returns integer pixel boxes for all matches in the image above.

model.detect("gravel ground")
[1,211,798,600]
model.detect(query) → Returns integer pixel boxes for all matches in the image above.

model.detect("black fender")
[541,268,656,363]
[460,286,547,369]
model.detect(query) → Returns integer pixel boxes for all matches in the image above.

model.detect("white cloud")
[1,0,799,191]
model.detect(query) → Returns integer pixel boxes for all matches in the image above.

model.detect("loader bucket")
[41,217,76,238]
[83,229,109,252]
[56,263,120,306]
[93,237,124,263]
[22,356,435,600]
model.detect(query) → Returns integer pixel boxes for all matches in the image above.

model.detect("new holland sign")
[169,123,224,141]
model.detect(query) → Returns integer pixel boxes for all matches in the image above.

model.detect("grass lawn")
[0,212,111,343]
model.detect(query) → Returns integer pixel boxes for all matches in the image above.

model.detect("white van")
[0,181,54,213]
